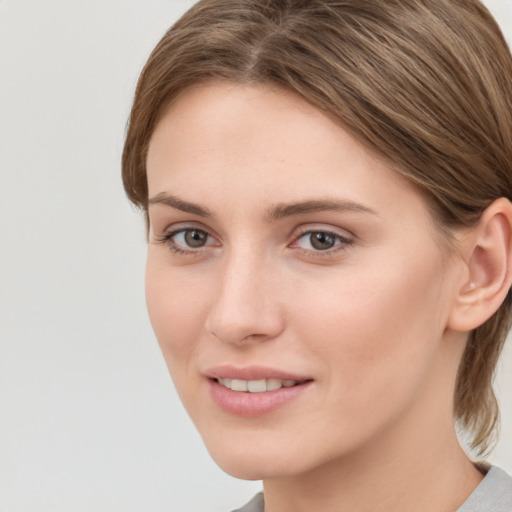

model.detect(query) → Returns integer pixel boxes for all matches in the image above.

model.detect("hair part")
[122,0,512,455]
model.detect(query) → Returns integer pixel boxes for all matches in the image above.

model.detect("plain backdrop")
[0,1,511,511]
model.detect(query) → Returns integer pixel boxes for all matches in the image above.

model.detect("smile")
[208,375,313,417]
[216,378,300,393]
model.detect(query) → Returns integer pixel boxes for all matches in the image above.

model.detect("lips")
[205,366,313,417]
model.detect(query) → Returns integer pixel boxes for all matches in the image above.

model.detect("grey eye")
[296,231,340,251]
[170,229,212,249]
[309,232,336,250]
[183,229,209,248]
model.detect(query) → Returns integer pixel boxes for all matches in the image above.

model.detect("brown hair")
[122,0,512,455]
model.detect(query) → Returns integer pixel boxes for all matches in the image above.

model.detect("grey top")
[458,466,512,512]
[232,466,512,512]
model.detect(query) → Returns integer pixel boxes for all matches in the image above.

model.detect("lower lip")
[208,379,312,417]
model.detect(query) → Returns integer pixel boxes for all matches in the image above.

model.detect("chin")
[199,430,288,479]
[216,459,270,481]
[203,438,279,480]
[201,429,339,481]
[211,451,302,481]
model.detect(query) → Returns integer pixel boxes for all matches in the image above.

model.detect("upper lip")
[204,365,312,382]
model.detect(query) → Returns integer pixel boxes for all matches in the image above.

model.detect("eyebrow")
[148,193,378,220]
[266,199,378,221]
[148,192,214,218]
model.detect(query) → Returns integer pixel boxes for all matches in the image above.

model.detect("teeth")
[219,378,232,388]
[247,379,266,392]
[231,379,248,392]
[266,378,282,391]
[217,378,299,392]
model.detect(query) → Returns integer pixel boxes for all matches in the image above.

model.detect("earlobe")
[448,198,512,332]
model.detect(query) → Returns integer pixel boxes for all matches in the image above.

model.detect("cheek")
[145,253,211,370]
[293,249,449,408]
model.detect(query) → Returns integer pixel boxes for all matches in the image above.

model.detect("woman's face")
[145,82,467,480]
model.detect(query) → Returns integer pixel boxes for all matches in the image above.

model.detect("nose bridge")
[205,244,284,345]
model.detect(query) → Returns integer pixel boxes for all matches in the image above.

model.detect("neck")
[263,424,482,512]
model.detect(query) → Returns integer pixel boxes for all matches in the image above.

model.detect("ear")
[448,198,512,332]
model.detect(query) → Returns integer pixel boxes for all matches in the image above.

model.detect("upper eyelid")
[152,221,216,239]
[292,224,355,240]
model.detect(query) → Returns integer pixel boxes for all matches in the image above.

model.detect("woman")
[122,0,512,510]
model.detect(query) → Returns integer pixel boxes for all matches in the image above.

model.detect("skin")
[145,82,484,512]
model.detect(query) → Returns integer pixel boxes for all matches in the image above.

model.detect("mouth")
[205,367,314,417]
[214,377,306,393]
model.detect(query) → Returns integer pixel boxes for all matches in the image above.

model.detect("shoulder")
[457,465,512,512]
[230,492,264,512]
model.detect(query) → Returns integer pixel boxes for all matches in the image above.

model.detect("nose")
[204,250,285,346]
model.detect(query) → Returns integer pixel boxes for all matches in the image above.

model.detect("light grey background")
[0,1,511,511]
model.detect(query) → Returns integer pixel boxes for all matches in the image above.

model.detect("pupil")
[311,232,335,250]
[185,230,207,248]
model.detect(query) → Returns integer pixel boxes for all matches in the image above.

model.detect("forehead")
[146,82,440,236]
[150,83,379,184]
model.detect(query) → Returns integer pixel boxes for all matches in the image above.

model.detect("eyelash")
[292,229,354,257]
[154,227,354,257]
[154,228,216,256]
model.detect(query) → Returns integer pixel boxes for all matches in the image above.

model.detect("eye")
[156,227,218,254]
[294,230,352,252]
[174,229,211,248]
